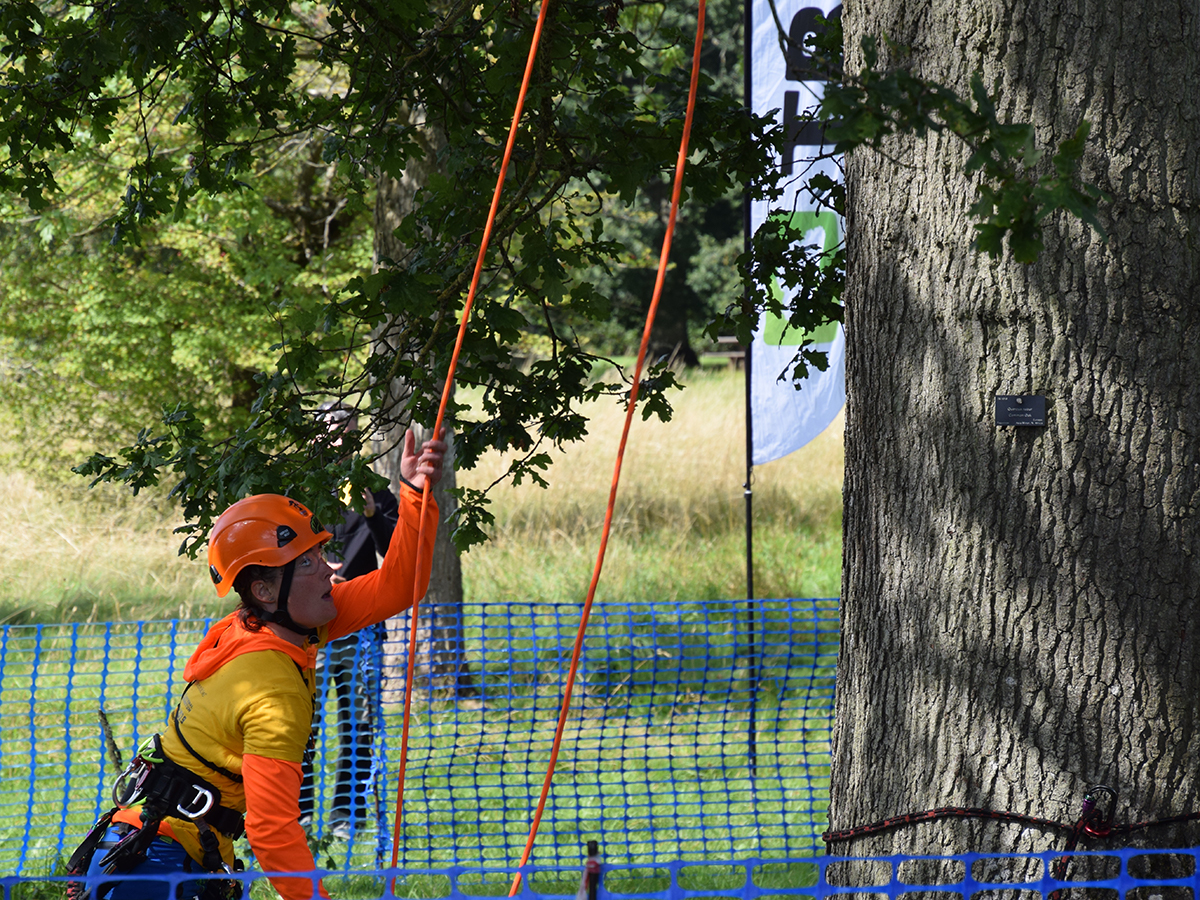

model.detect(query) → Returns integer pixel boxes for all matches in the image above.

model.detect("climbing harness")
[67,712,248,900]
[102,732,242,869]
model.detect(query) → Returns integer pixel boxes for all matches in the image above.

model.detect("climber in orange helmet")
[68,428,445,900]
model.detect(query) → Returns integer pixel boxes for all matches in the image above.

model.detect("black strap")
[98,813,160,874]
[196,822,226,873]
[66,808,117,879]
[197,801,245,840]
[276,559,296,615]
[173,685,244,785]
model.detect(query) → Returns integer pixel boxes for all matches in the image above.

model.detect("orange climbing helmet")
[207,494,332,596]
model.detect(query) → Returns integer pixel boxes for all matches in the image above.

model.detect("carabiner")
[1083,784,1117,837]
[112,760,151,808]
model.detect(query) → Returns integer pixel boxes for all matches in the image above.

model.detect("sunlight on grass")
[459,366,843,603]
[0,473,220,624]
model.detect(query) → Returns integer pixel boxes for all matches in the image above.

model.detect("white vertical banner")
[749,0,844,466]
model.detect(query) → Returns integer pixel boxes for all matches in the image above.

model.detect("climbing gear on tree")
[822,783,1200,850]
[1080,784,1116,838]
[822,806,1064,846]
[1047,785,1117,896]
[822,785,1200,900]
[824,782,1200,892]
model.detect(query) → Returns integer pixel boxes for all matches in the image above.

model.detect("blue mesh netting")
[15,849,1200,900]
[0,598,837,877]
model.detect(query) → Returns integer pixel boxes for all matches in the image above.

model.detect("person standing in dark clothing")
[300,404,402,840]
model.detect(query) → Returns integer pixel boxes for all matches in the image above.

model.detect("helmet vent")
[209,565,222,584]
[310,517,323,534]
[277,525,298,547]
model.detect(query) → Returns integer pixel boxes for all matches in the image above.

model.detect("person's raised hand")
[400,428,447,491]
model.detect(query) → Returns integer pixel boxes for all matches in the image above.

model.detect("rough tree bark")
[372,123,474,701]
[831,0,1200,868]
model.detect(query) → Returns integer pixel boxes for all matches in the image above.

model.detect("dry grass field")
[458,366,844,605]
[0,367,842,623]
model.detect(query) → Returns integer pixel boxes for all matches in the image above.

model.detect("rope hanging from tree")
[507,1,709,891]
[385,0,711,885]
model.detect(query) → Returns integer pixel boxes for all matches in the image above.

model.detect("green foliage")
[0,0,1106,552]
[3,0,766,550]
[563,0,748,365]
[0,145,373,482]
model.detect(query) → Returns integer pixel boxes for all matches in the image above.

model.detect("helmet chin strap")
[258,560,319,641]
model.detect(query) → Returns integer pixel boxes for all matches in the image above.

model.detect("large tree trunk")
[831,0,1200,865]
[373,123,474,701]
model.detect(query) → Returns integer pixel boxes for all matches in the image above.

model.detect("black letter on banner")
[782,5,841,174]
[785,5,841,82]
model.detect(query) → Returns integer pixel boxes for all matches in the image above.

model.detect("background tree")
[0,132,370,479]
[373,127,470,695]
[829,0,1200,865]
[573,0,746,367]
[2,0,768,547]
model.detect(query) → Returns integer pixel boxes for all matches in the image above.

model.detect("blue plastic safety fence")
[8,850,1200,900]
[0,599,836,878]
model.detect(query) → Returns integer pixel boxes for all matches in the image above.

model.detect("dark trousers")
[299,627,381,830]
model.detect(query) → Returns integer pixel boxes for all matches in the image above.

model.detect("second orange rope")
[508,1,710,892]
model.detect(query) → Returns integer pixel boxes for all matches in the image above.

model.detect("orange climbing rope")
[507,2,709,893]
[389,0,553,874]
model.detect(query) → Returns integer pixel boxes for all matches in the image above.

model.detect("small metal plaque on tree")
[995,395,1046,426]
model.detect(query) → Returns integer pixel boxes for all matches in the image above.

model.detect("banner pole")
[743,0,759,783]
